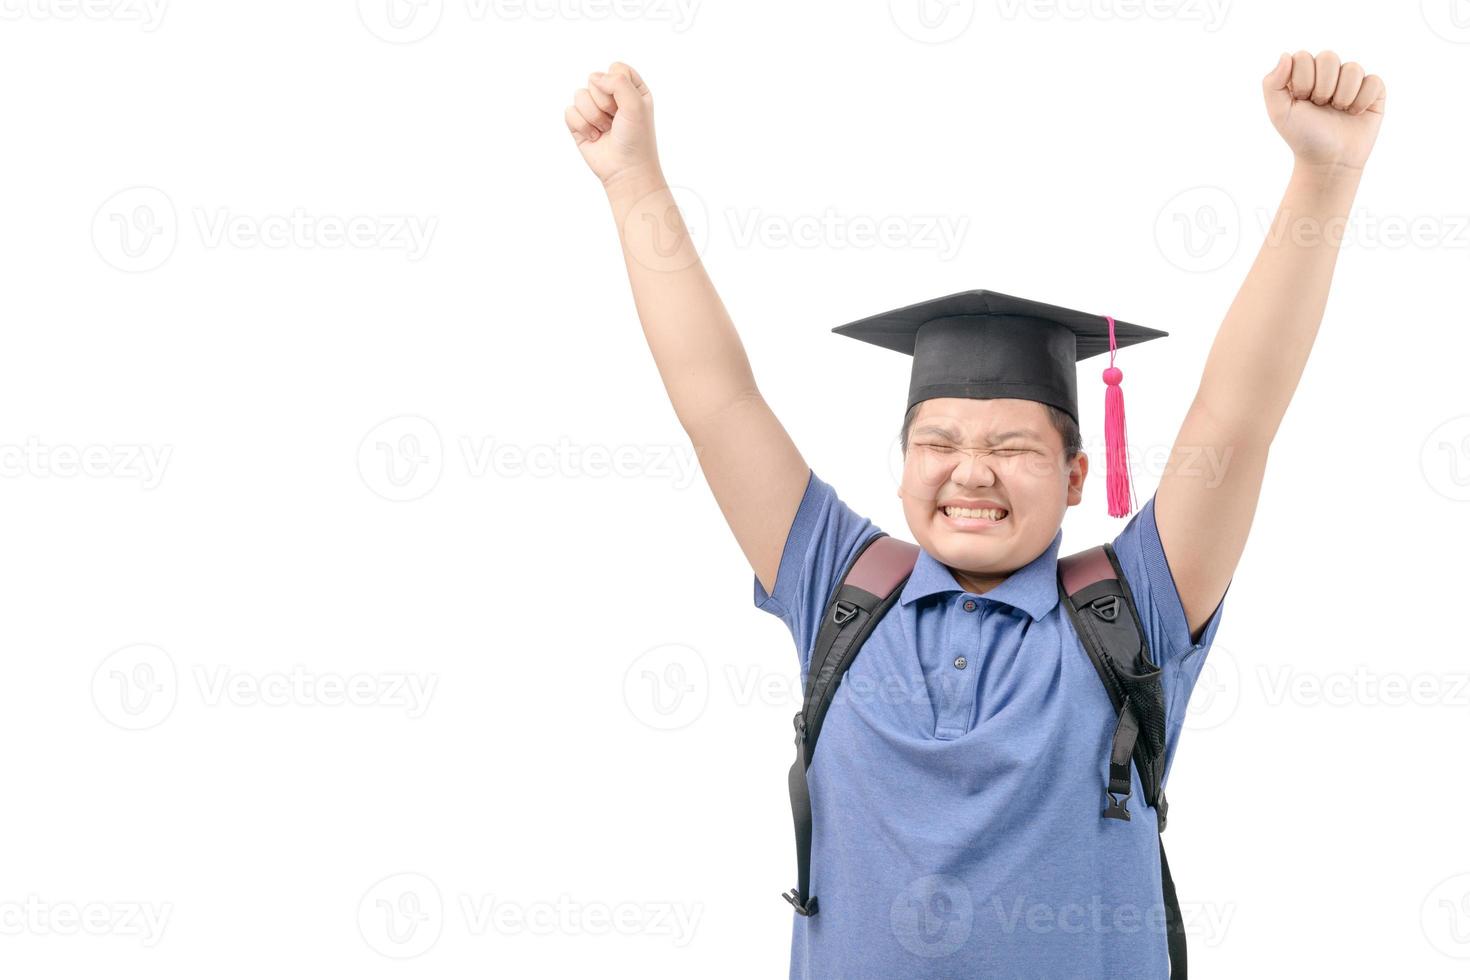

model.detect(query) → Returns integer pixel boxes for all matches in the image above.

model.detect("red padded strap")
[845,536,919,596]
[1058,545,1114,596]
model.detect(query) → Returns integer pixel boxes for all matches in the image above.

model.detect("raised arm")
[565,62,809,594]
[1157,50,1386,642]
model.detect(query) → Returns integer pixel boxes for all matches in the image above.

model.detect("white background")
[1,0,1467,977]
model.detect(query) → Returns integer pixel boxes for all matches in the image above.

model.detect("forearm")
[604,166,762,432]
[1194,162,1363,443]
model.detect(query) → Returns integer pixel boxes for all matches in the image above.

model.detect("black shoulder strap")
[781,531,918,917]
[1058,543,1187,979]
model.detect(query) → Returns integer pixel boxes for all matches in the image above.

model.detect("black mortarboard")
[832,288,1169,516]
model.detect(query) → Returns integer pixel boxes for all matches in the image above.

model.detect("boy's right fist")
[565,62,660,187]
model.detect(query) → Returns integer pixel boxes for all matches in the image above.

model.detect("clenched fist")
[565,62,661,187]
[1263,50,1385,174]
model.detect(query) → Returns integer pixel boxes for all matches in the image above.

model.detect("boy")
[565,51,1384,978]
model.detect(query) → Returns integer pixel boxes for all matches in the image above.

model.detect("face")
[898,398,1087,587]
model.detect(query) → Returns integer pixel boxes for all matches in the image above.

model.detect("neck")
[951,568,1009,595]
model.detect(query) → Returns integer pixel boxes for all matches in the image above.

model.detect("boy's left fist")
[1262,50,1385,175]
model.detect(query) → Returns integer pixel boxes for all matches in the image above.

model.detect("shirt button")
[954,656,968,670]
[962,599,977,612]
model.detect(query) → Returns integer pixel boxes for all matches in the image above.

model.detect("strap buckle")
[792,711,807,747]
[832,600,858,626]
[1104,789,1132,821]
[782,889,818,916]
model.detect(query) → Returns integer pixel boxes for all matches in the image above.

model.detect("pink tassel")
[1102,315,1134,518]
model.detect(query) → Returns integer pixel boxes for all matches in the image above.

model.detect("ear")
[1066,451,1088,506]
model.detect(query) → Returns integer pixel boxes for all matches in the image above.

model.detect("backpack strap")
[781,531,918,917]
[1058,543,1187,979]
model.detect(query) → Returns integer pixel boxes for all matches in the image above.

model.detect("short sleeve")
[753,468,883,676]
[1110,490,1231,786]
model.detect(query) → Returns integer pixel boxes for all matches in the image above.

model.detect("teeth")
[943,506,1007,520]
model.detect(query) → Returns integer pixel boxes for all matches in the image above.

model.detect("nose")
[955,449,997,489]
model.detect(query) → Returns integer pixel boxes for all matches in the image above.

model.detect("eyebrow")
[912,425,1041,442]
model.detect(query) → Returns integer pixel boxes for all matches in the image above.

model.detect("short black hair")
[899,401,1082,460]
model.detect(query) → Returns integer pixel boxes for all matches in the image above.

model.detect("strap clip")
[782,889,818,916]
[832,600,858,626]
[1104,790,1132,821]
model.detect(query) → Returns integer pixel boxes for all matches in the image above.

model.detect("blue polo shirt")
[755,468,1228,980]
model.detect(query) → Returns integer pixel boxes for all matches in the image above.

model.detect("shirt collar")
[899,528,1064,621]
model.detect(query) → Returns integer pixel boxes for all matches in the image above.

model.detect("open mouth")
[939,505,1009,525]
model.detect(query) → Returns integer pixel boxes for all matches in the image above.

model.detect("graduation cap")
[832,289,1168,517]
